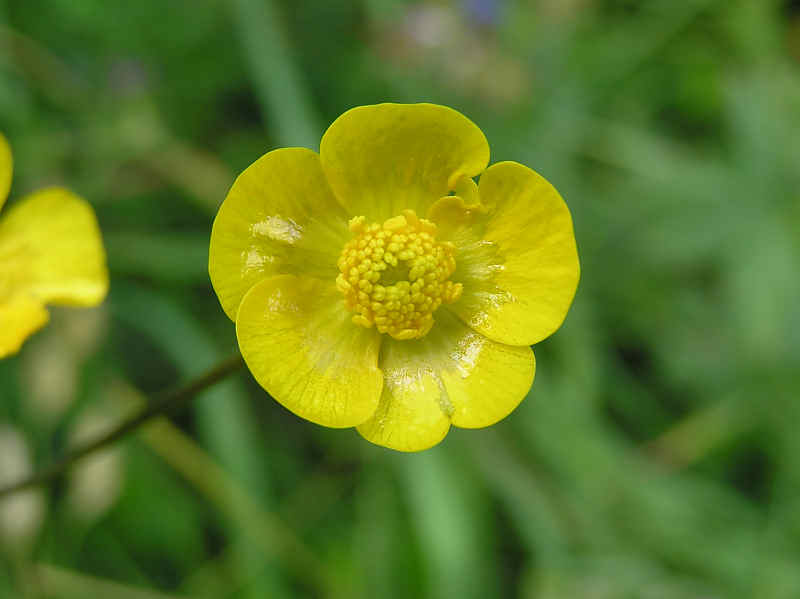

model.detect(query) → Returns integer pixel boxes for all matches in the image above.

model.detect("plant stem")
[0,353,245,499]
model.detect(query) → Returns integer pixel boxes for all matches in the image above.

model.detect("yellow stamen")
[336,209,462,340]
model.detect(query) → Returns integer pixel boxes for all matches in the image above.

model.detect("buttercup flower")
[209,103,579,451]
[0,133,108,358]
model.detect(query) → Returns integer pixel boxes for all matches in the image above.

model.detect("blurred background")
[1,0,799,597]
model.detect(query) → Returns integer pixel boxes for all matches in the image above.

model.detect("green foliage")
[2,0,800,597]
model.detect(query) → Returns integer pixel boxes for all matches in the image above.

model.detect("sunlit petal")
[236,275,383,428]
[320,103,490,222]
[434,162,579,346]
[358,310,533,450]
[209,148,350,320]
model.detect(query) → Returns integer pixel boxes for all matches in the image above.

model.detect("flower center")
[336,209,462,340]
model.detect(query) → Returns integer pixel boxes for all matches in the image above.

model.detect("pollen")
[336,209,463,340]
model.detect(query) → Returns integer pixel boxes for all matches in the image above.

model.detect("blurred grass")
[1,0,800,598]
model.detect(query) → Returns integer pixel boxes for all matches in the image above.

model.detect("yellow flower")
[209,103,579,451]
[0,133,108,358]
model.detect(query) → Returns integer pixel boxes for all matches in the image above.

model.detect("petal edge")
[0,295,49,358]
[0,133,11,211]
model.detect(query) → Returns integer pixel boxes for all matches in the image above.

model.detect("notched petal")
[357,310,534,451]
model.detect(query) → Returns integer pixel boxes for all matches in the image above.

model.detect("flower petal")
[0,188,108,306]
[209,148,351,321]
[439,161,579,346]
[439,312,535,429]
[357,310,533,451]
[235,274,383,428]
[320,103,490,222]
[0,294,49,358]
[0,133,11,211]
[356,345,452,452]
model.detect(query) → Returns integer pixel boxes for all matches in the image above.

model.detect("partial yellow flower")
[209,103,579,451]
[0,133,108,358]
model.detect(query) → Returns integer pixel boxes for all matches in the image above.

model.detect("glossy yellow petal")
[236,275,383,428]
[439,162,579,346]
[209,148,351,321]
[320,103,490,222]
[0,133,11,211]
[0,294,49,358]
[0,188,108,306]
[439,312,535,428]
[357,310,533,451]
[357,343,452,452]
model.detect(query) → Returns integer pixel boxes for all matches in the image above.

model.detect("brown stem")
[0,353,245,499]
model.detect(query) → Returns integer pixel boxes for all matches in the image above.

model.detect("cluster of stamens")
[336,209,462,340]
